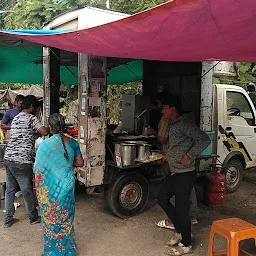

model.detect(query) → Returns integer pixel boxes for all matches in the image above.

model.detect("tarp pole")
[43,47,60,124]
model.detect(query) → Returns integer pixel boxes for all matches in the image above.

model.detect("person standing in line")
[157,94,210,255]
[34,113,84,256]
[1,95,25,131]
[3,95,49,228]
[1,95,25,201]
[147,92,199,229]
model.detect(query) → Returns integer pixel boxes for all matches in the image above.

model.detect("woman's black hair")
[14,95,25,103]
[48,113,69,160]
[21,95,40,110]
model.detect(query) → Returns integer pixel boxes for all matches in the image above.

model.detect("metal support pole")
[106,0,110,9]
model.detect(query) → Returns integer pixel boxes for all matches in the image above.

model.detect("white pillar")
[200,62,214,131]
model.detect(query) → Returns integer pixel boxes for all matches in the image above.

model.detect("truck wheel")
[224,159,244,193]
[106,172,149,218]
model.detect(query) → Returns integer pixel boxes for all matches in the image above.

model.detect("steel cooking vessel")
[137,143,151,160]
[119,142,137,166]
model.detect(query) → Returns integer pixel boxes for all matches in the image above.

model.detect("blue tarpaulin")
[5,29,71,35]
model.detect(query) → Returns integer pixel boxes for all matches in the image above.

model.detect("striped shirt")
[4,112,42,164]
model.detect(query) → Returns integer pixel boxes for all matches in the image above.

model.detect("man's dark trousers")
[157,171,196,246]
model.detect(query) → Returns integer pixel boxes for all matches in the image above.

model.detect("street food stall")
[42,41,207,219]
[39,4,255,217]
[0,0,255,217]
[41,7,166,218]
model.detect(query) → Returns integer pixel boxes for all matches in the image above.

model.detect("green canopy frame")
[0,46,142,85]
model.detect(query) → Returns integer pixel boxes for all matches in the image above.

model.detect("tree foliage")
[3,0,102,29]
[107,82,141,122]
[0,83,31,90]
[110,0,167,14]
[213,62,256,106]
[237,62,256,84]
[214,62,256,87]
[2,0,168,29]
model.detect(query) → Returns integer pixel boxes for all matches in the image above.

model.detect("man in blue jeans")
[3,95,49,228]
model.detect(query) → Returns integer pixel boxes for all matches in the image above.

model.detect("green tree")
[0,0,16,28]
[110,0,167,14]
[214,62,256,106]
[107,82,141,122]
[237,62,256,84]
[3,0,169,29]
[3,0,106,29]
[0,83,31,90]
[214,62,256,87]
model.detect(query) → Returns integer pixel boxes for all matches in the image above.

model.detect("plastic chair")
[208,218,256,256]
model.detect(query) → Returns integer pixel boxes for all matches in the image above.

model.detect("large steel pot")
[137,143,151,161]
[120,142,137,166]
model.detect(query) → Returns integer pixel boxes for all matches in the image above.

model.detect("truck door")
[222,89,256,168]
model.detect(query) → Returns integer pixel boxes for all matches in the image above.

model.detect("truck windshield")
[227,91,254,126]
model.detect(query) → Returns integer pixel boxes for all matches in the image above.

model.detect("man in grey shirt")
[157,94,210,255]
[4,95,49,228]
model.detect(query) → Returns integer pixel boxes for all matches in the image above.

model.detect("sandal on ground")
[166,233,182,246]
[166,242,193,255]
[191,219,198,225]
[156,220,175,230]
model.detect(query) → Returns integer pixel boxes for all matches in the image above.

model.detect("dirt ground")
[0,167,256,256]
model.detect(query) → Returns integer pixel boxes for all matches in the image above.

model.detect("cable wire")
[201,61,221,78]
[49,48,78,79]
[21,44,48,58]
[124,63,140,80]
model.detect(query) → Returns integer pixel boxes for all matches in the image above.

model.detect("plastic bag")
[35,137,44,151]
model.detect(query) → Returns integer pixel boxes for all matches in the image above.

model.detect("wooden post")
[43,47,60,125]
[77,54,107,187]
[50,48,60,114]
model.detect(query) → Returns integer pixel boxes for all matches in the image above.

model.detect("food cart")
[43,47,208,218]
[0,0,254,218]
[41,7,238,218]
[42,7,165,218]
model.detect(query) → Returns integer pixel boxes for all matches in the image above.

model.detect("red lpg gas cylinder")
[206,167,226,207]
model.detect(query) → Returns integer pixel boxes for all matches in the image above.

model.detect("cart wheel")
[106,172,149,218]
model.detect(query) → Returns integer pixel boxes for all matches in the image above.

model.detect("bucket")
[199,131,215,157]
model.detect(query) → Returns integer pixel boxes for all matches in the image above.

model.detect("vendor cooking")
[147,91,171,145]
[147,91,199,228]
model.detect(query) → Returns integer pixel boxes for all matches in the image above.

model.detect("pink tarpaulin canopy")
[1,0,256,62]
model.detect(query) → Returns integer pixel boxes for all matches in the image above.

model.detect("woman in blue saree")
[34,113,84,256]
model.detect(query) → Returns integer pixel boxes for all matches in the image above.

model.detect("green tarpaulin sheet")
[0,46,142,85]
